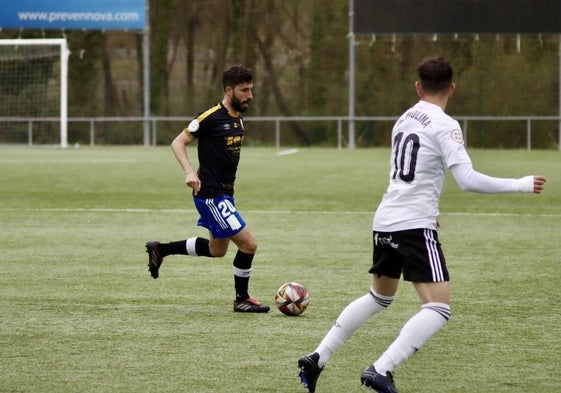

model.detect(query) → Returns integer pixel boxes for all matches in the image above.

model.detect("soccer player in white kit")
[297,56,547,393]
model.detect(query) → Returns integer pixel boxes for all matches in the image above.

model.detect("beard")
[231,93,250,113]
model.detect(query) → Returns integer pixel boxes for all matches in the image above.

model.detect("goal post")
[0,38,70,148]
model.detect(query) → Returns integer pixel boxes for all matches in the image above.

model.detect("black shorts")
[369,228,449,282]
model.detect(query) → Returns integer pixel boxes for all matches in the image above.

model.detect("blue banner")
[0,0,146,31]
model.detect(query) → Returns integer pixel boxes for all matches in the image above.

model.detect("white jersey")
[373,100,471,232]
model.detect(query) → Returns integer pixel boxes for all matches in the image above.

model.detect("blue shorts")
[193,195,247,239]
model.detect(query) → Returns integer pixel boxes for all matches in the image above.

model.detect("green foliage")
[1,1,560,148]
[149,1,173,116]
[67,31,104,117]
[1,146,560,392]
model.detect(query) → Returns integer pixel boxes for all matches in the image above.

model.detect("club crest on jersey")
[187,119,199,132]
[451,129,464,143]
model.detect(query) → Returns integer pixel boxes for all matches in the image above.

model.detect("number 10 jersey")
[373,100,472,232]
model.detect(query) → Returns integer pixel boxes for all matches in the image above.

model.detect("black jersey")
[185,102,245,198]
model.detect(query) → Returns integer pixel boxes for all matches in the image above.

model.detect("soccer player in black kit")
[146,65,270,313]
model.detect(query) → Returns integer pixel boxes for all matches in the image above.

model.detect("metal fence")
[1,115,560,150]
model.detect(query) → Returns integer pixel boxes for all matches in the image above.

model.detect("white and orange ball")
[274,282,310,316]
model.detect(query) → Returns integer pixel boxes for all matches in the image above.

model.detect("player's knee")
[237,234,257,254]
[231,228,257,254]
[209,243,228,258]
[240,242,257,255]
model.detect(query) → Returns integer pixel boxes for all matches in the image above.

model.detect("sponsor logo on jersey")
[226,135,244,146]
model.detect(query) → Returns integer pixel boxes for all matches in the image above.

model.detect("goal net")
[0,38,69,147]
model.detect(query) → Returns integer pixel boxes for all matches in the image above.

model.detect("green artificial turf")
[1,146,560,392]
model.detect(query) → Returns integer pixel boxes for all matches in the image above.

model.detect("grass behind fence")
[1,146,560,392]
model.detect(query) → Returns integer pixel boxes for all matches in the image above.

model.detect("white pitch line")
[0,207,560,218]
[0,159,138,164]
[276,148,300,156]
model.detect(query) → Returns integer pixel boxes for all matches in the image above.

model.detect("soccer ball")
[274,281,310,316]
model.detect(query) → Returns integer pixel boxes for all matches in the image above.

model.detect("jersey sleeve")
[184,103,222,139]
[450,163,535,193]
[436,118,472,168]
[184,118,201,138]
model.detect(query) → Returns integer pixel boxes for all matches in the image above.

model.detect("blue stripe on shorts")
[193,195,246,238]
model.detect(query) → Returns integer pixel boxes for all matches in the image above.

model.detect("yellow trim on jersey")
[182,102,241,137]
[196,103,222,122]
[183,103,222,137]
[226,109,240,118]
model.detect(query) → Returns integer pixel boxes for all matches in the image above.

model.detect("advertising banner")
[0,0,146,31]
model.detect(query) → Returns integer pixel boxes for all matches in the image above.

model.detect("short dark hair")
[417,56,453,93]
[222,65,253,90]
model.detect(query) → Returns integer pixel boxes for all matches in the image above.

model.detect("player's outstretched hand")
[533,175,547,194]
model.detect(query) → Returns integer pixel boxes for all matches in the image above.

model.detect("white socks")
[314,289,394,367]
[314,295,450,374]
[373,302,451,375]
[186,237,198,255]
